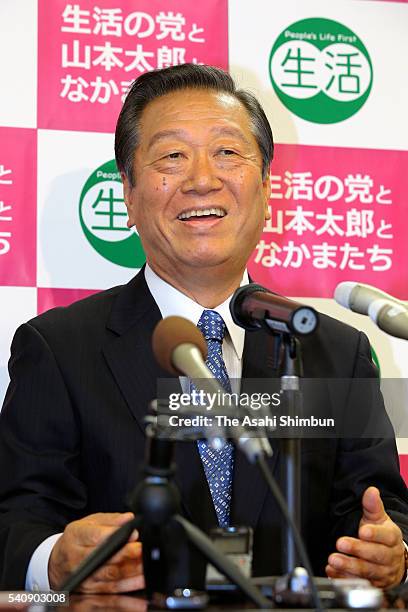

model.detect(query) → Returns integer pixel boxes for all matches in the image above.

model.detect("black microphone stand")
[61,420,271,609]
[279,333,303,573]
[229,284,323,609]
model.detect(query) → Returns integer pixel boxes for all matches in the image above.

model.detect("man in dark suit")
[1,64,407,593]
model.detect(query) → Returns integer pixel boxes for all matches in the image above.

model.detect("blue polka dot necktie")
[196,309,234,528]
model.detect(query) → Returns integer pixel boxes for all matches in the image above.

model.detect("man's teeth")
[178,208,226,220]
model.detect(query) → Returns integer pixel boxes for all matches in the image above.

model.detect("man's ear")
[263,172,271,221]
[121,172,135,228]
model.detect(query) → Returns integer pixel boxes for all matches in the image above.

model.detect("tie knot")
[197,310,226,342]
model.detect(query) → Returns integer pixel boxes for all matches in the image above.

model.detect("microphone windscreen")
[152,316,208,375]
[333,281,356,308]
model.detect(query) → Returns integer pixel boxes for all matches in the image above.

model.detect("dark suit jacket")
[0,270,407,589]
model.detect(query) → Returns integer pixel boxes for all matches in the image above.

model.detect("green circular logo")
[79,160,145,268]
[269,18,373,123]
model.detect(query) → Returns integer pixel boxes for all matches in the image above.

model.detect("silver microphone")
[334,282,408,340]
[334,281,406,315]
[368,299,408,341]
[152,316,273,462]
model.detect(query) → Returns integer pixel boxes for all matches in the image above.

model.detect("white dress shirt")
[145,264,247,382]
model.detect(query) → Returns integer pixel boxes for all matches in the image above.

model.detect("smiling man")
[118,74,272,308]
[0,64,407,594]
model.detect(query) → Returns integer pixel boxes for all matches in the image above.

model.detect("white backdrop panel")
[37,129,135,290]
[229,0,408,150]
[0,1,37,128]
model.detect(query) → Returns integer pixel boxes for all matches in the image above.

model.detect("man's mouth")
[177,207,227,221]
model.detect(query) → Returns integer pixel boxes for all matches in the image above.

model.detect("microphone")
[152,315,220,396]
[230,284,319,335]
[368,300,408,340]
[334,281,408,340]
[152,316,272,462]
[334,281,406,315]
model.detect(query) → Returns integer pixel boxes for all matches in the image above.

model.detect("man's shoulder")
[18,269,154,351]
[25,269,151,334]
[28,285,123,335]
[301,309,375,378]
[318,309,361,340]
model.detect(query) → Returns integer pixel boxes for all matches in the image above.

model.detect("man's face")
[123,88,271,276]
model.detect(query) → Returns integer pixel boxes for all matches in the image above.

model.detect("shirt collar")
[144,264,247,359]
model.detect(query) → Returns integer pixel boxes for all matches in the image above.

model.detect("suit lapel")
[230,328,281,528]
[103,270,169,429]
[102,270,216,528]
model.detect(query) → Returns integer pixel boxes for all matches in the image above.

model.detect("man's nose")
[180,153,223,195]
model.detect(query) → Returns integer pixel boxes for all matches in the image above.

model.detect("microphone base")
[208,572,382,610]
[151,589,209,610]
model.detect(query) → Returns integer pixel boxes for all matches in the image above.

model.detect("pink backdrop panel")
[0,127,37,287]
[249,144,408,298]
[400,454,408,485]
[38,0,228,133]
[37,287,100,314]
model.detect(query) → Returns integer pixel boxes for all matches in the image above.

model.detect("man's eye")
[218,149,236,156]
[167,152,182,159]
